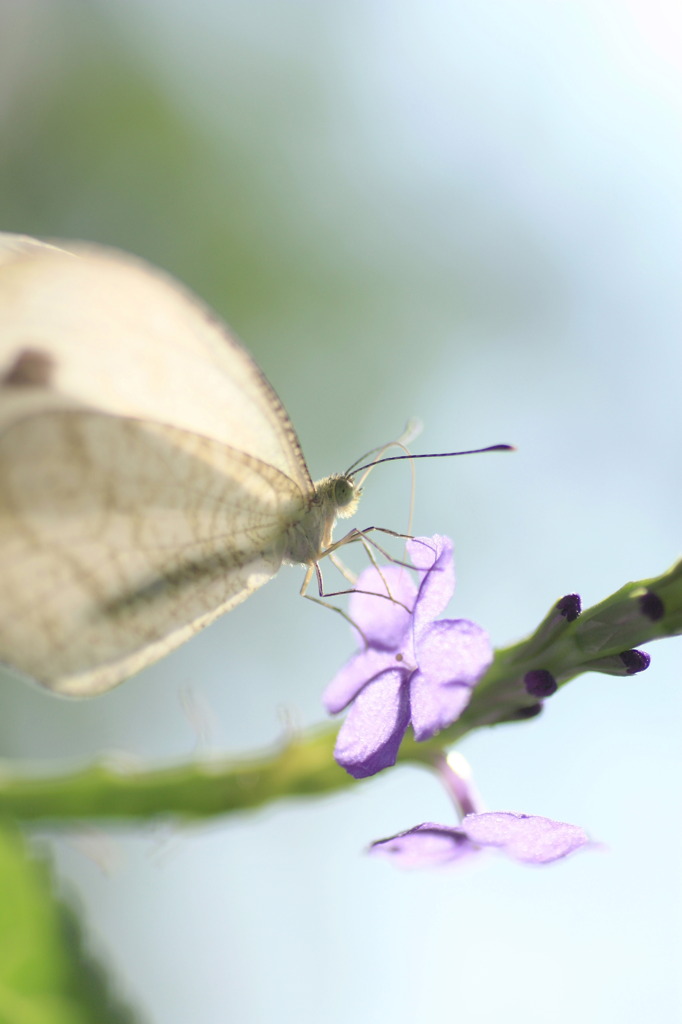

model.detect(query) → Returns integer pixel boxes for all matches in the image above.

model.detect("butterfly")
[0,234,363,696]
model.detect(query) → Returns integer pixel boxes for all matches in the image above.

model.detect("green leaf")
[0,823,141,1024]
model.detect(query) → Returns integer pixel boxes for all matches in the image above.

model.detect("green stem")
[1,557,680,824]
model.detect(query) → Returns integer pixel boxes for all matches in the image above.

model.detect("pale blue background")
[1,2,681,1021]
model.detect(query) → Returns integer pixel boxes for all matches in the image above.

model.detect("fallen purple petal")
[370,812,590,868]
[370,823,478,868]
[462,811,590,864]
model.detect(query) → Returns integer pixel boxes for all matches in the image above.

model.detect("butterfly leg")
[328,551,357,586]
[304,530,412,612]
[300,561,370,643]
[322,526,415,575]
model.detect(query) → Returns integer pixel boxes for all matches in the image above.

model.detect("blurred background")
[1,1,681,1021]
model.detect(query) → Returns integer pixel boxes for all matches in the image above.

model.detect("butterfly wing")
[0,234,314,491]
[0,235,312,695]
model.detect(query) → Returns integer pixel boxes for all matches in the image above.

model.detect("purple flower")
[323,535,492,778]
[370,812,590,868]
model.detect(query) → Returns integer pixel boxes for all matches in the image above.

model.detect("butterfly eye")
[334,476,356,509]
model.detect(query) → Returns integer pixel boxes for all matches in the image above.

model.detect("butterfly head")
[286,473,361,567]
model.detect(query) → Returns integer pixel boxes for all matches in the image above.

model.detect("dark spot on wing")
[2,348,56,387]
[97,548,258,619]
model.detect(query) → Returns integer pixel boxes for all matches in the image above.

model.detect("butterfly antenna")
[348,443,515,479]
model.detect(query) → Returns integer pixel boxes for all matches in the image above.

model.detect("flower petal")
[461,811,590,864]
[323,647,400,713]
[408,535,455,634]
[349,565,417,650]
[410,671,472,741]
[417,618,493,687]
[333,669,410,778]
[369,822,477,868]
[410,619,493,740]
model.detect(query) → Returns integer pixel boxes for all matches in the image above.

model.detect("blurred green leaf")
[0,0,451,432]
[0,824,142,1024]
[0,3,337,321]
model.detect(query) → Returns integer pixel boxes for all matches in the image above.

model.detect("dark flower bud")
[520,593,583,660]
[524,669,558,698]
[583,648,651,676]
[619,649,651,674]
[556,594,581,622]
[639,591,664,622]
